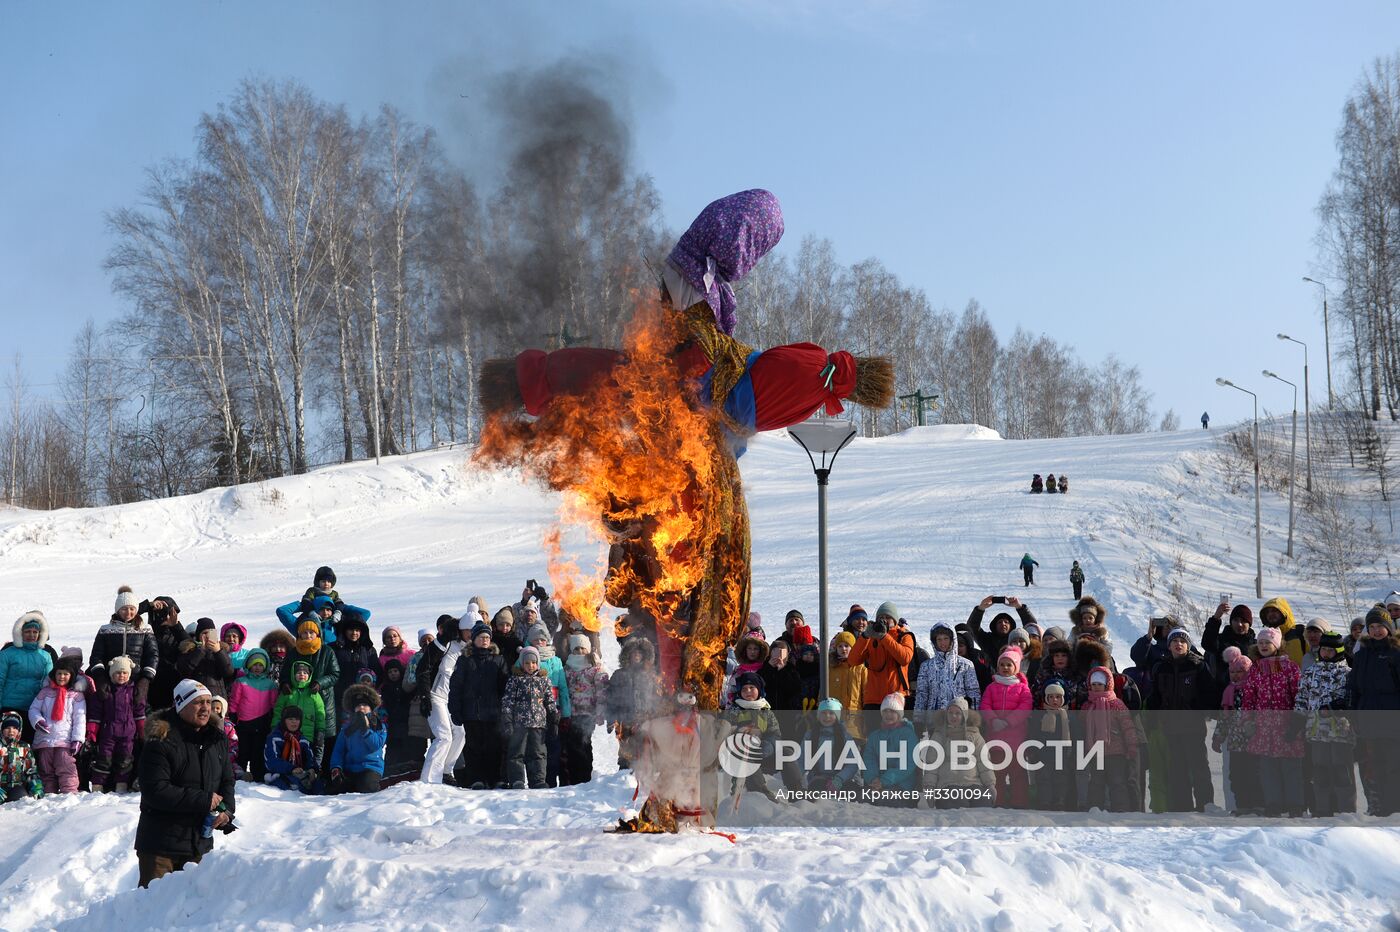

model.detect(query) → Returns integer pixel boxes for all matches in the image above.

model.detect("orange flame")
[476,300,741,682]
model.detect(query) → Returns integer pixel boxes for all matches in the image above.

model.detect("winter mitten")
[86,722,100,744]
[298,597,313,614]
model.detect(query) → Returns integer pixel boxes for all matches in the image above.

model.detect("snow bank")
[3,423,1400,929]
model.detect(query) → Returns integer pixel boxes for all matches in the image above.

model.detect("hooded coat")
[1294,657,1354,743]
[331,613,381,708]
[980,670,1032,748]
[149,605,191,711]
[847,629,916,706]
[1259,597,1307,666]
[758,654,804,712]
[605,638,663,726]
[330,684,387,775]
[280,624,341,732]
[1067,597,1110,646]
[378,626,416,671]
[968,602,1039,660]
[0,612,53,712]
[914,622,982,711]
[1082,667,1139,758]
[135,709,236,859]
[273,662,329,745]
[499,668,558,732]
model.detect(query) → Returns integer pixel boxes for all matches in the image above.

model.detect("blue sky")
[2,0,1395,425]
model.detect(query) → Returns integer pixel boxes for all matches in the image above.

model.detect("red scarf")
[279,728,305,768]
[50,682,69,722]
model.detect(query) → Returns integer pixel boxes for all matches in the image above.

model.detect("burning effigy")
[475,190,893,714]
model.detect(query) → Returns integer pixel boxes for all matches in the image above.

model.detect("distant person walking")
[1070,561,1085,600]
[1201,412,1210,429]
[1020,553,1039,587]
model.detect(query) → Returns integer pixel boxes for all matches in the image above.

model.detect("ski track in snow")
[1,425,1398,930]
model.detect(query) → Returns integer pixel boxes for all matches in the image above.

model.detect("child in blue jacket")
[329,683,386,794]
[264,705,318,793]
[862,693,918,806]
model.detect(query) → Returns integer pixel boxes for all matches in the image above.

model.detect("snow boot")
[510,780,527,790]
[114,782,129,794]
[471,781,487,791]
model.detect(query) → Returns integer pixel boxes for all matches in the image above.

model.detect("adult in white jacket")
[420,608,474,784]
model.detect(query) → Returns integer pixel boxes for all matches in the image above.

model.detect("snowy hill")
[1,425,1398,930]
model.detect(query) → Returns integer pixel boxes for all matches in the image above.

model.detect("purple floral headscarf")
[666,189,784,335]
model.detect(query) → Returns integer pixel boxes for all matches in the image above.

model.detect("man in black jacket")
[1148,629,1216,812]
[135,678,235,888]
[449,622,509,789]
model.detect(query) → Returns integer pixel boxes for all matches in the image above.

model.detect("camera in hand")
[868,618,888,637]
[990,595,1007,605]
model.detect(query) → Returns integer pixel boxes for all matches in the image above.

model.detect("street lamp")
[1301,277,1333,407]
[1277,334,1311,492]
[1262,369,1298,558]
[788,415,858,700]
[1216,378,1263,598]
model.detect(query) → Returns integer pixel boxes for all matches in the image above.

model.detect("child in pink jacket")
[981,645,1032,807]
[27,658,87,794]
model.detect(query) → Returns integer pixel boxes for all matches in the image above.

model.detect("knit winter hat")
[356,667,377,685]
[1229,655,1253,676]
[1318,632,1346,655]
[522,597,540,617]
[1088,669,1111,688]
[1043,626,1068,645]
[1221,646,1242,665]
[417,628,433,643]
[1044,682,1066,699]
[107,655,135,677]
[471,622,493,642]
[833,631,856,649]
[875,601,899,622]
[999,646,1024,667]
[0,711,22,733]
[525,624,550,645]
[1384,591,1400,609]
[1024,622,1043,639]
[1007,628,1031,647]
[1166,628,1192,647]
[948,696,971,712]
[280,703,304,723]
[519,646,541,666]
[568,633,590,652]
[785,609,805,624]
[244,648,270,672]
[736,671,765,695]
[1256,627,1283,650]
[880,692,905,712]
[59,646,83,663]
[173,678,212,713]
[1305,617,1332,633]
[817,697,843,713]
[195,617,216,635]
[295,620,322,656]
[456,613,476,631]
[20,614,43,632]
[1229,604,1253,625]
[115,586,139,612]
[845,605,868,624]
[747,611,763,630]
[1365,604,1395,634]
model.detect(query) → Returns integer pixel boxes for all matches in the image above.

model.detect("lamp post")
[789,416,858,700]
[1277,334,1311,493]
[1263,369,1298,558]
[1216,378,1263,598]
[1302,277,1333,407]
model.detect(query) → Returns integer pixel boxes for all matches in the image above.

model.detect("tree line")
[3,77,1160,511]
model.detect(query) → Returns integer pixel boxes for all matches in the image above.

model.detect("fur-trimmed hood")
[620,636,656,668]
[1074,638,1111,678]
[734,633,770,666]
[343,683,382,711]
[335,612,373,646]
[11,611,49,650]
[1068,596,1106,627]
[260,628,297,652]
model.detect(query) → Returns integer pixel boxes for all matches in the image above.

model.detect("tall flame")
[476,300,747,704]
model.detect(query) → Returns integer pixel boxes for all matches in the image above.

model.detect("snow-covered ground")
[1,424,1398,930]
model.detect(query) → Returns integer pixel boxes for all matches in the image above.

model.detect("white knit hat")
[880,692,905,712]
[114,586,139,613]
[173,678,212,713]
[568,633,590,652]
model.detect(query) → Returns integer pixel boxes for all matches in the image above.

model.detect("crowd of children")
[1,575,1397,818]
